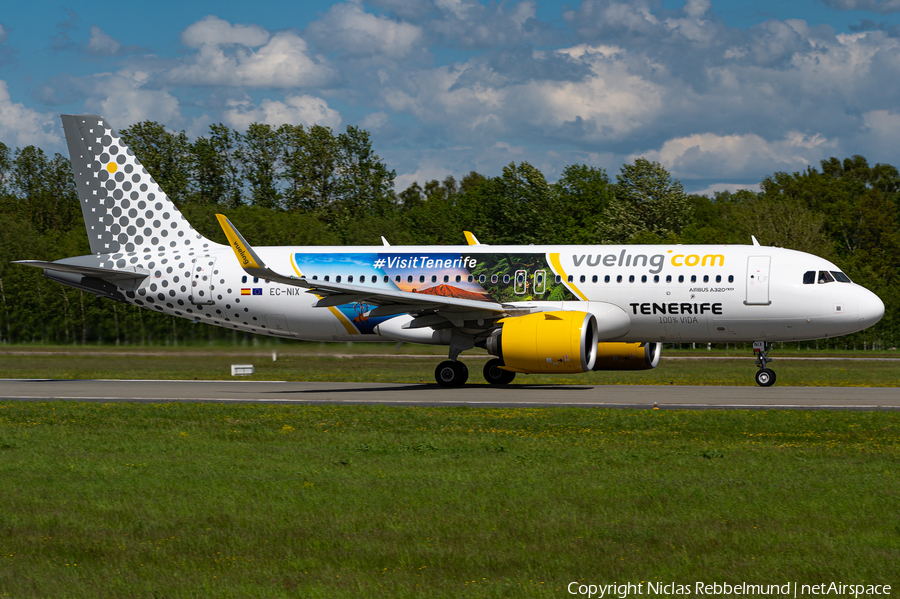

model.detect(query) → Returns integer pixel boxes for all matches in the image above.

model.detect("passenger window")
[492,275,499,284]
[419,275,425,283]
[567,275,573,283]
[253,277,259,284]
[654,275,659,283]
[641,275,647,283]
[715,275,721,283]
[456,275,461,283]
[468,275,474,283]
[312,275,318,280]
[348,275,354,283]
[666,275,672,283]
[407,275,412,283]
[430,275,436,283]
[443,275,449,283]
[703,275,709,283]
[678,275,684,283]
[241,275,247,283]
[592,275,598,283]
[818,271,835,284]
[629,275,635,283]
[604,275,610,283]
[324,275,330,282]
[503,275,510,284]
[393,275,399,283]
[479,275,486,284]
[336,276,341,283]
[617,275,623,283]
[728,275,734,283]
[803,271,815,285]
[555,275,561,283]
[690,275,697,283]
[580,275,586,283]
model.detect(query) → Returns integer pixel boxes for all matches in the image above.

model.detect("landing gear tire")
[483,358,516,385]
[435,360,468,388]
[755,368,776,387]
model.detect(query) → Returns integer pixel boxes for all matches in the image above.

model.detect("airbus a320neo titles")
[16,115,886,387]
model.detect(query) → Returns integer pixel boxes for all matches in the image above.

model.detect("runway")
[1,379,898,410]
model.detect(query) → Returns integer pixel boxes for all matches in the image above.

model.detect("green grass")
[1,346,899,386]
[0,402,898,598]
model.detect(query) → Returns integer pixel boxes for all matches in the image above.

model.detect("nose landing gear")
[753,341,776,387]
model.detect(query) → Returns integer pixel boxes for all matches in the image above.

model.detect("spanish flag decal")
[241,288,251,295]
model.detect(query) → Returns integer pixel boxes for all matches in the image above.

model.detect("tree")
[119,121,191,204]
[190,124,243,207]
[553,164,614,244]
[241,123,282,210]
[599,158,692,243]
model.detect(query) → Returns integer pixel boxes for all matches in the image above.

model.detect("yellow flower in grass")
[281,425,295,434]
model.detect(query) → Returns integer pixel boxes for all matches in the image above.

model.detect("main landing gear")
[483,358,516,385]
[753,341,776,387]
[435,360,468,388]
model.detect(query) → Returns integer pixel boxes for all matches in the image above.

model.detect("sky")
[2,0,900,196]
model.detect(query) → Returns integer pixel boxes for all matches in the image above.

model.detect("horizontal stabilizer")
[14,260,150,283]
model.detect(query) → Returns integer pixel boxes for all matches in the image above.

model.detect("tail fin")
[61,114,217,256]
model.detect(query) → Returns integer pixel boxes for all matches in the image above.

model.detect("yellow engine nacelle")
[486,311,599,374]
[592,342,661,371]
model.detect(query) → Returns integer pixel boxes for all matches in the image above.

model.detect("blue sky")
[2,0,900,195]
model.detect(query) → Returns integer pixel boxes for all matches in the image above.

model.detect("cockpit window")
[803,271,815,285]
[832,271,852,283]
[817,271,835,284]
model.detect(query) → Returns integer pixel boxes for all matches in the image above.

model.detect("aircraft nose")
[857,288,885,330]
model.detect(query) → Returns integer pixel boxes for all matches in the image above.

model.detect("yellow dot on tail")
[107,162,117,174]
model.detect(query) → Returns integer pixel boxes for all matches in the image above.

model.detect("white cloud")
[0,80,60,148]
[817,0,900,14]
[86,25,123,56]
[635,132,838,179]
[360,111,389,130]
[307,1,424,58]
[0,23,8,44]
[222,95,342,130]
[82,71,183,128]
[165,29,333,88]
[688,182,761,197]
[180,15,270,48]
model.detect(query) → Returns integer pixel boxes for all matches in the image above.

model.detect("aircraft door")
[514,270,527,294]
[745,256,771,305]
[190,257,216,305]
[533,270,547,295]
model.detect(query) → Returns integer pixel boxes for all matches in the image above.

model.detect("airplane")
[15,114,885,388]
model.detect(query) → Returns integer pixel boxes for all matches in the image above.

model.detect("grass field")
[0,401,898,598]
[1,344,899,386]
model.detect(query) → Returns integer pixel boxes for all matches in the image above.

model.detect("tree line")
[0,120,896,350]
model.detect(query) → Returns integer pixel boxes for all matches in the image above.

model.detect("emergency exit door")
[745,256,771,305]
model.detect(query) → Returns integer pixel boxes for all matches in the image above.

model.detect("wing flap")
[14,260,150,283]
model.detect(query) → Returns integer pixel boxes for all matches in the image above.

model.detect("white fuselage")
[123,242,883,345]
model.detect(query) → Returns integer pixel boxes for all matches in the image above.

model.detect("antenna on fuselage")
[751,235,761,246]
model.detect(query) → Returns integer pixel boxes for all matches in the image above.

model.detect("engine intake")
[592,342,661,370]
[486,311,599,374]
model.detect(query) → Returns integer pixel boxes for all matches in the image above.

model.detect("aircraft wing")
[216,214,505,317]
[14,260,150,284]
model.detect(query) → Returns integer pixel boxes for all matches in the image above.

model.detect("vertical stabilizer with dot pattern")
[61,114,219,256]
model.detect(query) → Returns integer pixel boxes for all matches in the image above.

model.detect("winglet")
[464,231,481,246]
[216,214,265,271]
[751,235,760,246]
[381,236,391,246]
